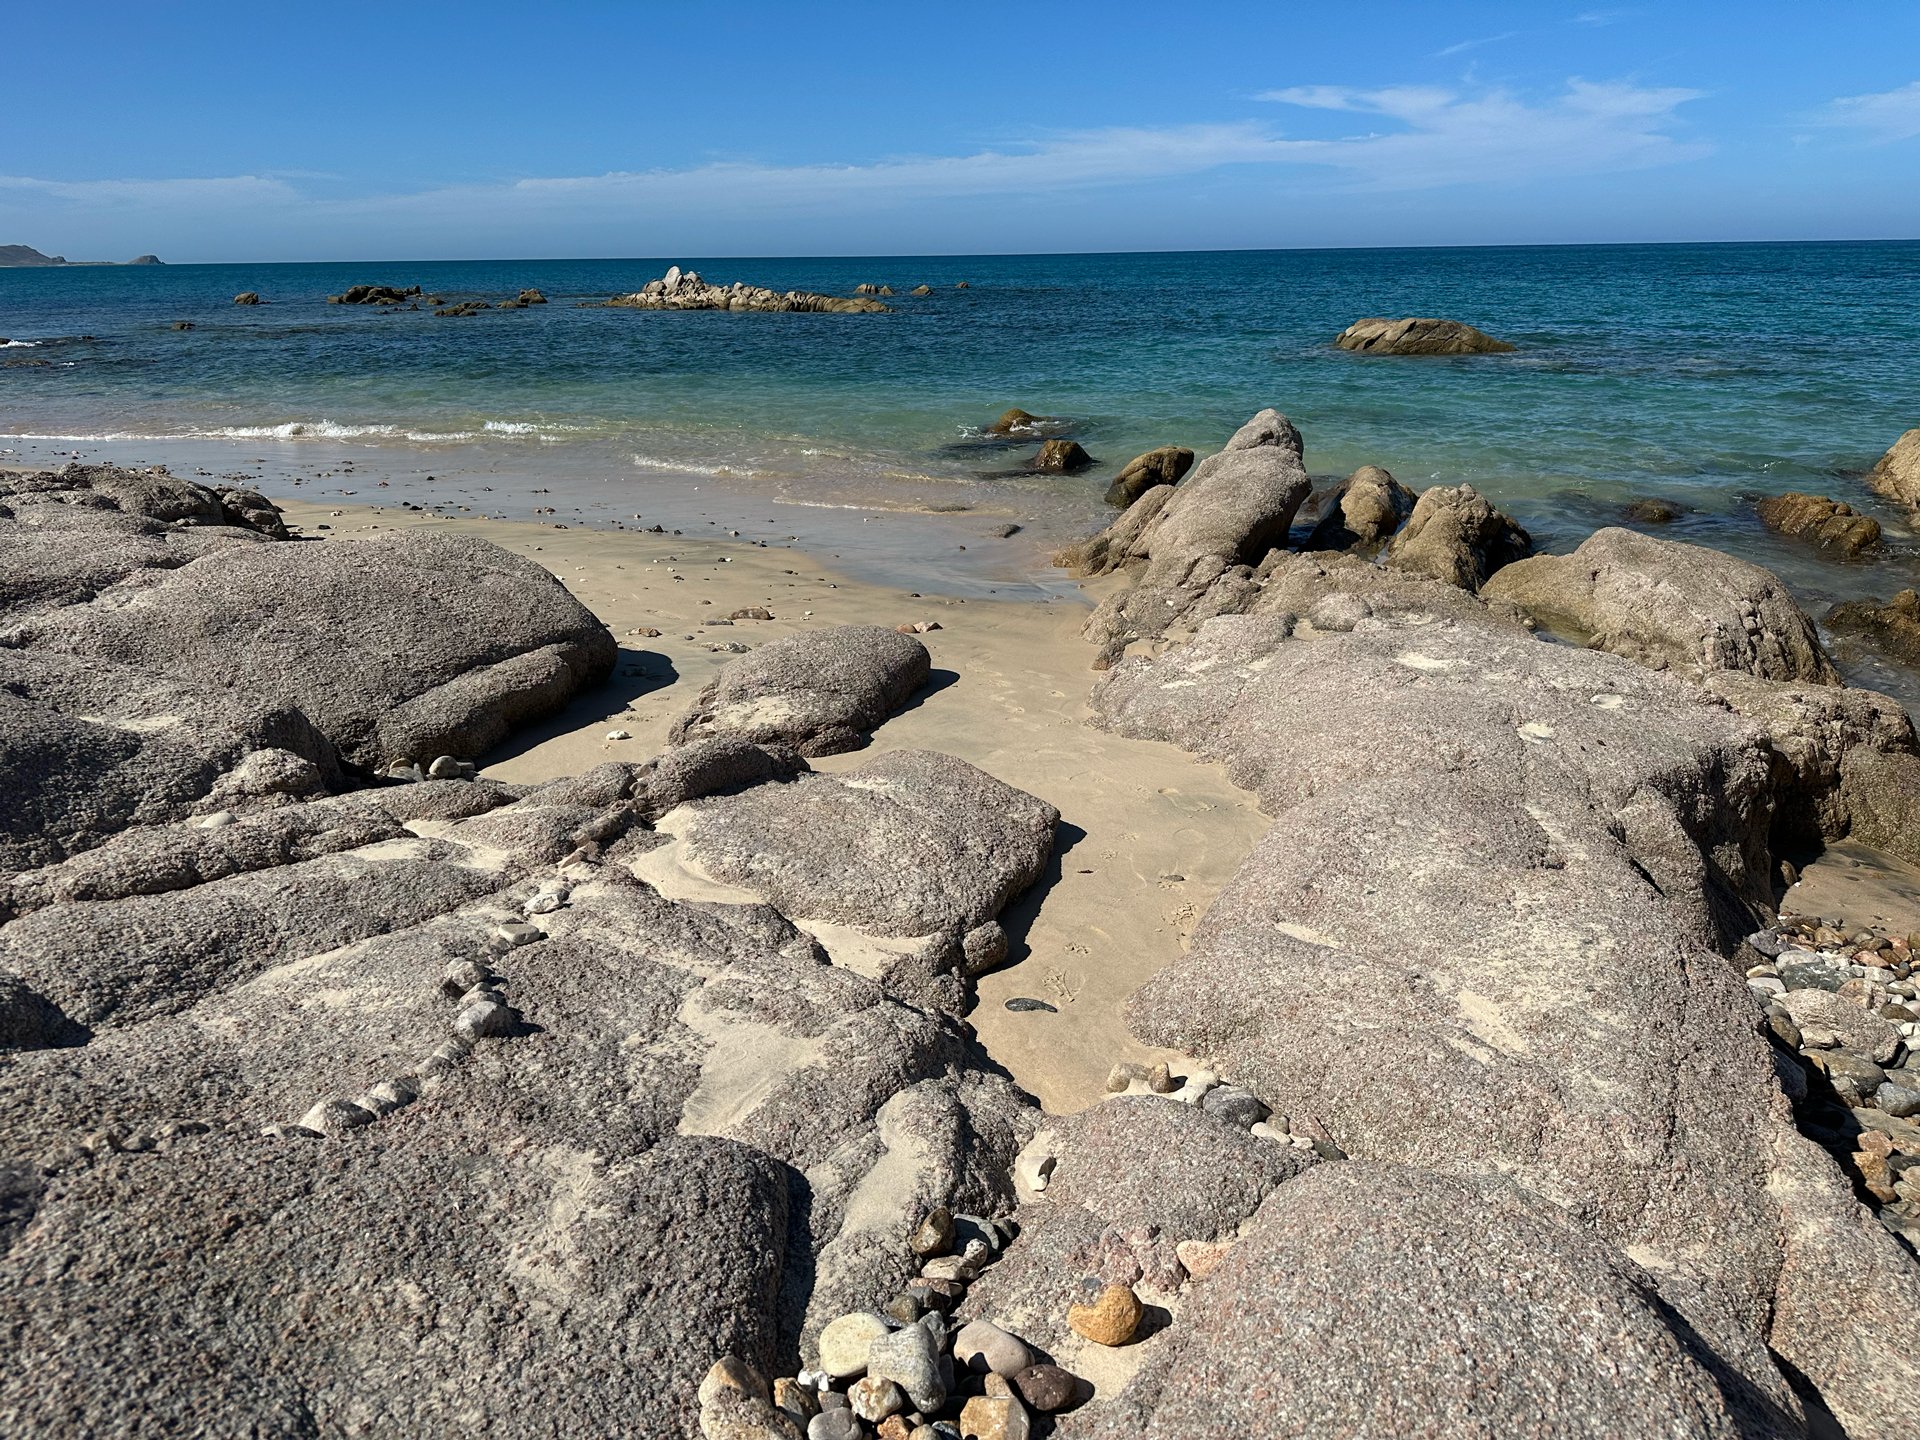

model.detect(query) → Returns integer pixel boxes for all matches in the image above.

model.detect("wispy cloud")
[0,80,1710,254]
[1435,31,1518,58]
[1254,79,1708,187]
[1814,79,1920,143]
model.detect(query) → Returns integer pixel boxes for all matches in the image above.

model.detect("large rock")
[1827,588,1920,667]
[1483,527,1838,684]
[1082,1166,1804,1440]
[1104,447,1194,508]
[1865,428,1920,508]
[1755,492,1880,557]
[1058,411,1311,666]
[1334,317,1515,355]
[1030,439,1091,474]
[0,650,341,882]
[667,748,1058,944]
[668,626,929,757]
[1383,483,1531,591]
[1084,604,1920,1436]
[1304,464,1417,551]
[0,731,1049,1433]
[1,529,616,770]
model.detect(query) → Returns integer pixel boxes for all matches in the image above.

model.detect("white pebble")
[193,810,238,829]
[605,729,631,741]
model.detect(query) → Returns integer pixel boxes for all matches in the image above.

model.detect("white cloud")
[1254,79,1708,187]
[0,80,1711,256]
[1816,80,1920,143]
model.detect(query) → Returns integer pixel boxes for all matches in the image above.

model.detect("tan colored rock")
[1754,492,1880,556]
[1305,465,1417,552]
[1031,439,1092,474]
[1105,446,1195,507]
[1175,1237,1234,1281]
[1066,1282,1143,1345]
[1828,589,1920,666]
[1384,483,1531,591]
[1335,317,1514,355]
[957,1395,1030,1440]
[1866,428,1920,507]
[986,407,1050,435]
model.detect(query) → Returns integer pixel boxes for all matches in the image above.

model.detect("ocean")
[4,242,1919,684]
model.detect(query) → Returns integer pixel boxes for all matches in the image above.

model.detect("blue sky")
[5,1,1919,261]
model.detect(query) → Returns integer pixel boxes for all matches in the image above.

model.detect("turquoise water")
[4,243,1920,647]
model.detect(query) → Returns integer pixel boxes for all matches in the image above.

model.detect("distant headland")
[0,244,163,267]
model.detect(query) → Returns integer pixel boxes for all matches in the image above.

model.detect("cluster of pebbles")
[1099,1058,1344,1159]
[260,885,556,1142]
[699,1205,1141,1440]
[1747,915,1920,1247]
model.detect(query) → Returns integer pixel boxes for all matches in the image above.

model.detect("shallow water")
[5,242,1920,691]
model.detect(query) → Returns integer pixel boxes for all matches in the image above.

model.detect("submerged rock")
[1827,588,1920,667]
[1028,439,1091,474]
[1334,316,1515,355]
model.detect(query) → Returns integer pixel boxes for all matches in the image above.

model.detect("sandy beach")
[276,497,1270,1114]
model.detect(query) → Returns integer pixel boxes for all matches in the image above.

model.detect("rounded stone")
[1067,1282,1144,1346]
[952,1319,1032,1379]
[956,1395,1030,1440]
[910,1205,954,1257]
[698,1355,770,1407]
[1012,1363,1079,1413]
[850,1375,905,1422]
[818,1311,892,1379]
[296,1097,375,1137]
[808,1409,863,1440]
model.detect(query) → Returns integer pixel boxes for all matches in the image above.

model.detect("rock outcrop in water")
[607,267,889,314]
[1104,446,1194,508]
[1756,492,1881,557]
[1335,316,1516,355]
[327,284,422,305]
[1868,428,1920,508]
[1302,463,1415,551]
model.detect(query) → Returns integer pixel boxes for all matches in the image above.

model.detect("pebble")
[904,1277,965,1313]
[956,1395,1029,1440]
[1876,1082,1920,1118]
[441,958,494,998]
[525,891,567,916]
[491,920,542,948]
[1201,1084,1270,1128]
[699,1355,770,1407]
[817,1312,892,1379]
[1012,1363,1080,1414]
[453,999,516,1041]
[850,1376,905,1422]
[426,755,465,778]
[866,1319,946,1413]
[773,1377,819,1426]
[952,1319,1032,1378]
[1174,1237,1233,1282]
[910,1205,954,1258]
[876,1418,912,1440]
[1145,1062,1175,1094]
[919,1240,985,1283]
[1067,1282,1143,1346]
[297,1097,375,1137]
[605,729,631,741]
[1104,1061,1146,1093]
[883,1293,923,1325]
[1003,997,1055,1013]
[193,810,238,829]
[1014,1148,1055,1194]
[808,1410,863,1440]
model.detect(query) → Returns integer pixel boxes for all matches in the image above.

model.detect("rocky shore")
[3,413,1919,1438]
